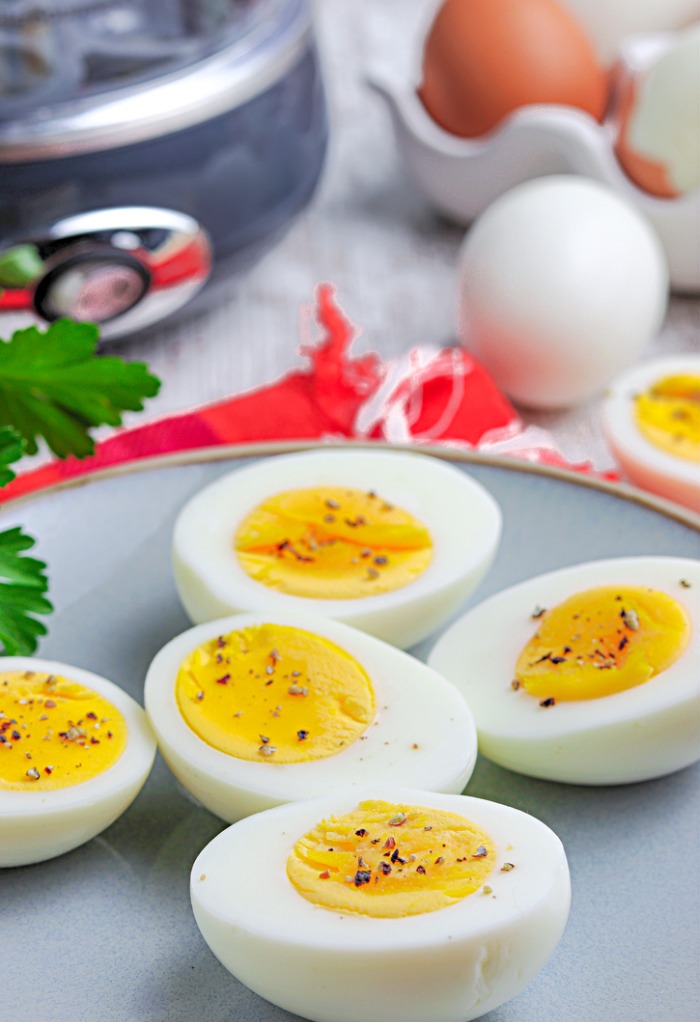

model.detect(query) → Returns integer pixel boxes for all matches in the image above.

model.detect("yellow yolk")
[234,487,433,599]
[287,800,496,918]
[0,671,127,791]
[175,624,375,763]
[634,374,700,463]
[515,585,691,702]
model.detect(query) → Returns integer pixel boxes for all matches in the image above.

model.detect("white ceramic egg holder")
[369,33,699,293]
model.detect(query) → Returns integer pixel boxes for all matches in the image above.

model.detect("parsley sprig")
[0,319,160,654]
[0,319,160,457]
[0,426,24,488]
[0,527,52,655]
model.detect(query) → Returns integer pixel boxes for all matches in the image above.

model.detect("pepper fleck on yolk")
[515,585,691,702]
[0,671,127,791]
[234,487,433,599]
[287,800,496,918]
[634,373,700,464]
[175,624,375,763]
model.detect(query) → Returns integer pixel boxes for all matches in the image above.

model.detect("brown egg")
[418,0,609,138]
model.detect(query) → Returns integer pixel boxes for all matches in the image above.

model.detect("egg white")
[190,785,571,1022]
[602,354,700,512]
[171,448,502,649]
[0,657,156,868]
[428,556,700,785]
[144,612,478,822]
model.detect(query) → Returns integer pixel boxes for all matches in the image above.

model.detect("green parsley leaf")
[0,319,161,457]
[0,526,52,655]
[0,426,25,487]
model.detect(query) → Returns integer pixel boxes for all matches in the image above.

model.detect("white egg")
[428,557,700,785]
[0,658,156,867]
[144,612,478,822]
[190,786,571,1022]
[557,0,699,64]
[602,354,700,511]
[456,176,669,409]
[172,448,501,649]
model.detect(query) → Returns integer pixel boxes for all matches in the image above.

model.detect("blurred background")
[0,0,698,474]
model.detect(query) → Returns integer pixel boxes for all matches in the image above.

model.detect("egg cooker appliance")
[0,0,328,341]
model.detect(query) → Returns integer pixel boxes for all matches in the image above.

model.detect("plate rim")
[3,439,699,533]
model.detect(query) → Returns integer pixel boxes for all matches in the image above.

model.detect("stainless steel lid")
[0,0,313,162]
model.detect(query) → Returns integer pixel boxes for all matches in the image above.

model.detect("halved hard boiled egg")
[172,449,501,648]
[428,557,700,784]
[144,612,477,822]
[0,658,156,867]
[602,355,700,511]
[191,787,570,1022]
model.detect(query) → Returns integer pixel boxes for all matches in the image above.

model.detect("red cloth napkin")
[0,285,608,504]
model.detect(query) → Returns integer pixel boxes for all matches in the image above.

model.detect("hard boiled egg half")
[602,354,700,512]
[428,557,700,785]
[191,786,570,1022]
[144,612,478,822]
[0,658,155,867]
[172,449,501,649]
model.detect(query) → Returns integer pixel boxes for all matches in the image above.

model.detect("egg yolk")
[634,374,700,464]
[234,487,433,600]
[0,671,127,791]
[175,624,375,763]
[515,585,690,702]
[287,800,496,918]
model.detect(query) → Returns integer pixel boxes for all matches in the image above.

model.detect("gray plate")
[1,447,699,1022]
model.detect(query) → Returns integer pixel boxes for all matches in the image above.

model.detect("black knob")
[33,247,151,324]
